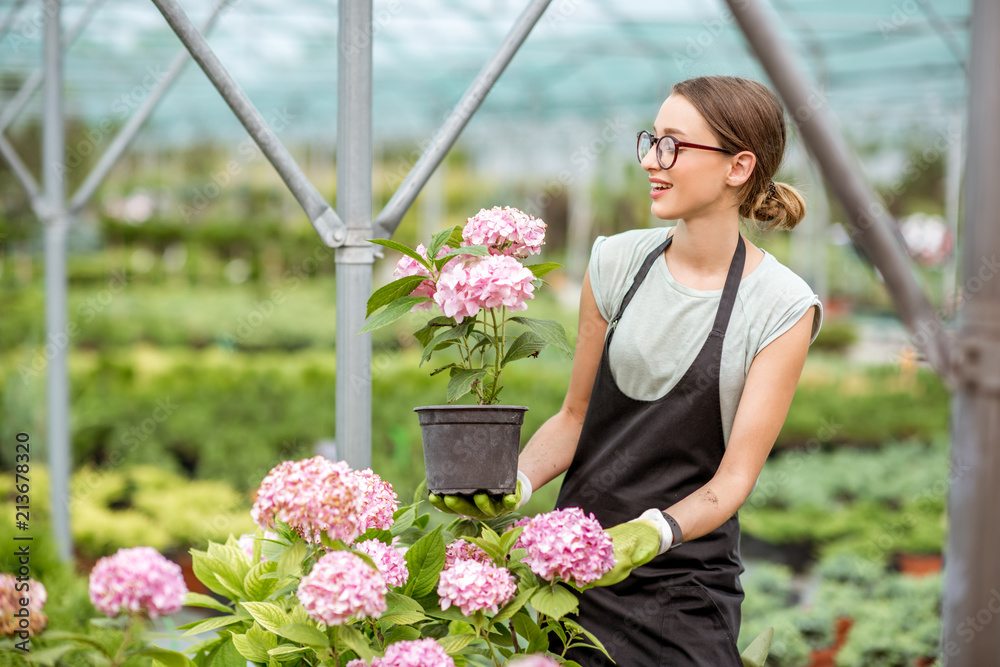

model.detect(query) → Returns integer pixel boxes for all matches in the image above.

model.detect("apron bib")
[554,232,747,666]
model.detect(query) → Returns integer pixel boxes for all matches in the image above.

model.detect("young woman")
[431,75,822,664]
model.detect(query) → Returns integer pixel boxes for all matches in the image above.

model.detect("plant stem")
[331,625,340,663]
[111,614,136,667]
[509,619,520,653]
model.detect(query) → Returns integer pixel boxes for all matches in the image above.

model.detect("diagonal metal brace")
[373,0,552,239]
[149,0,346,247]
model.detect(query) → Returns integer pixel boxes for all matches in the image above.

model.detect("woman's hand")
[584,518,661,588]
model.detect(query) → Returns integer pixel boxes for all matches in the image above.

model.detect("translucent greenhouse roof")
[0,0,972,152]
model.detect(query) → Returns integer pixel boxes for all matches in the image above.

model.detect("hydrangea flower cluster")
[297,551,387,626]
[251,456,365,544]
[354,468,398,532]
[355,539,409,589]
[374,638,456,667]
[437,559,516,616]
[462,206,546,258]
[0,574,47,636]
[393,243,452,312]
[237,530,279,562]
[433,255,536,323]
[444,538,492,568]
[518,508,616,587]
[88,547,187,618]
[509,656,561,667]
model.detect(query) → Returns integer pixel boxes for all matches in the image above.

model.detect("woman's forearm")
[664,472,756,543]
[517,408,584,492]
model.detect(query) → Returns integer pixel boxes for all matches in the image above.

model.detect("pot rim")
[414,404,529,411]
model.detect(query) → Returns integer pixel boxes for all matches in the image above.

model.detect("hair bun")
[743,180,806,230]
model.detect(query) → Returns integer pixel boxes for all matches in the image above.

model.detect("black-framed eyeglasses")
[636,130,734,170]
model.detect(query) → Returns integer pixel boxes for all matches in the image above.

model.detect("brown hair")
[671,76,805,230]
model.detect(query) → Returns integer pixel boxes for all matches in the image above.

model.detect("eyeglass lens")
[637,132,676,169]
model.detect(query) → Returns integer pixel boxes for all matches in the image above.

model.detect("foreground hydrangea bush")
[175,456,613,666]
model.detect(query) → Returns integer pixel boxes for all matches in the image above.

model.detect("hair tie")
[766,180,777,200]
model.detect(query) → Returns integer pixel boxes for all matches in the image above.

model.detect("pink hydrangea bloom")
[437,559,516,617]
[251,456,365,544]
[237,530,279,562]
[393,243,452,312]
[462,206,546,258]
[354,468,398,532]
[355,539,409,589]
[444,539,492,568]
[518,508,615,586]
[509,656,561,667]
[88,547,187,618]
[346,661,369,667]
[374,638,455,667]
[433,255,535,323]
[297,551,387,626]
[0,574,47,636]
[510,516,534,551]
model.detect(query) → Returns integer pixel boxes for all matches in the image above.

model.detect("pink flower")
[251,456,365,545]
[444,539,492,568]
[518,508,615,587]
[510,516,533,550]
[433,255,535,323]
[0,574,47,636]
[297,551,387,626]
[88,547,187,618]
[237,531,279,562]
[437,559,516,617]
[354,468,398,532]
[355,539,409,589]
[462,206,546,258]
[346,661,369,667]
[393,244,453,312]
[374,638,455,667]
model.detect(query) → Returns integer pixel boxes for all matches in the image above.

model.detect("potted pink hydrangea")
[361,207,571,496]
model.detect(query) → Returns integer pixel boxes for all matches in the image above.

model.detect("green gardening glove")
[585,518,662,589]
[427,472,531,521]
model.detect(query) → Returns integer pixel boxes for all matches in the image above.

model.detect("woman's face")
[642,94,741,222]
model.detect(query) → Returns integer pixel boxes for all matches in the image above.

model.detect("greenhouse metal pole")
[723,0,950,376]
[335,0,374,470]
[149,0,345,247]
[942,0,1000,662]
[0,0,105,136]
[0,132,42,212]
[373,0,552,238]
[0,0,28,42]
[68,0,227,214]
[42,0,72,563]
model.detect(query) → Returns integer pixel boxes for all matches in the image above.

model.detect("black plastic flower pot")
[415,405,528,495]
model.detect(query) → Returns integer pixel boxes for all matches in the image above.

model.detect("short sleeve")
[756,296,824,355]
[587,235,612,321]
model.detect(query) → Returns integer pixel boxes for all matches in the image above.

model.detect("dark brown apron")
[554,232,746,666]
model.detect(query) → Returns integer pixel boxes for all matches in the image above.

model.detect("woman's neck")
[668,216,742,277]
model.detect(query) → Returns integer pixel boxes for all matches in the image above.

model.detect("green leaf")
[366,275,428,317]
[379,609,429,626]
[180,615,244,637]
[274,623,330,648]
[390,506,416,537]
[184,592,233,614]
[277,540,307,580]
[529,584,579,620]
[523,262,561,278]
[564,618,613,660]
[336,625,375,661]
[508,316,572,357]
[501,331,547,367]
[383,625,423,644]
[267,645,309,657]
[244,560,280,601]
[428,226,460,262]
[463,536,506,564]
[413,317,454,347]
[360,296,433,333]
[369,238,430,269]
[241,602,293,634]
[421,320,473,364]
[492,585,537,625]
[403,525,446,598]
[446,368,488,403]
[445,225,466,248]
[385,590,424,612]
[740,627,774,667]
[191,550,239,599]
[437,634,477,655]
[136,648,194,667]
[205,640,243,667]
[436,244,491,264]
[208,543,252,581]
[499,527,524,555]
[19,645,80,665]
[231,634,267,664]
[511,612,542,646]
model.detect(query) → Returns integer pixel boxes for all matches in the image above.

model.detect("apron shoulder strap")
[611,234,673,326]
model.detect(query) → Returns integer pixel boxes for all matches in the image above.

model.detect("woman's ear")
[726,151,756,187]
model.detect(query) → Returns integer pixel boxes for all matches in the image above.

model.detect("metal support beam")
[68,0,226,213]
[0,0,106,136]
[0,0,29,42]
[373,0,552,238]
[0,131,43,213]
[149,0,345,248]
[335,0,374,471]
[43,0,72,563]
[942,0,1000,663]
[724,0,951,376]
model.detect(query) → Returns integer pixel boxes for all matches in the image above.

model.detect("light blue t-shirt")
[589,226,823,447]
